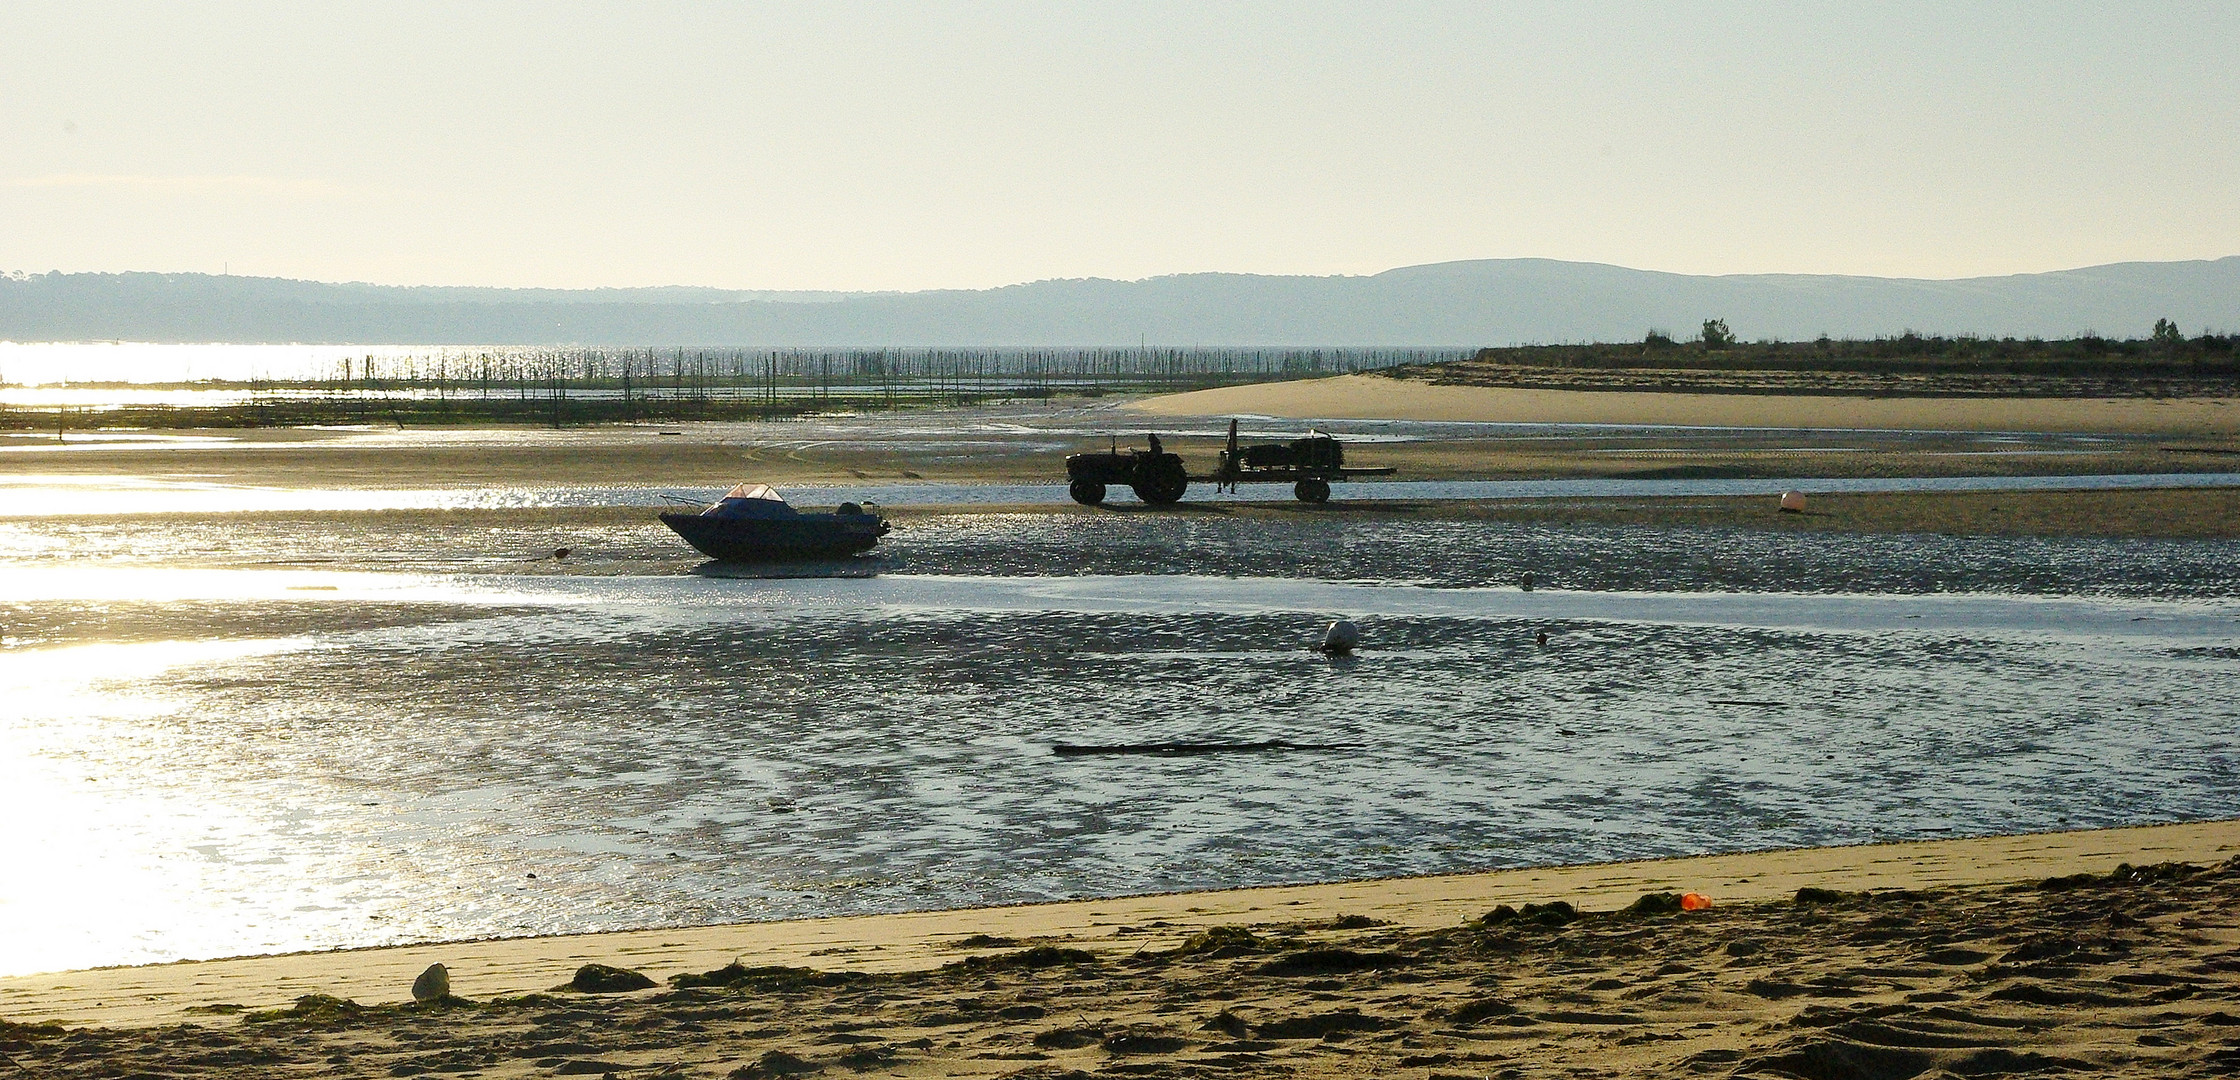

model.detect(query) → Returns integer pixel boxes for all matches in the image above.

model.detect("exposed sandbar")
[1131,373,2240,436]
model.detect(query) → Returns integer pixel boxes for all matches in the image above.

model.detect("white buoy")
[1778,491,1806,513]
[411,962,450,1003]
[1321,619,1360,655]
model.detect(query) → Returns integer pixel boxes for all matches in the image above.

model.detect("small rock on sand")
[410,962,449,1003]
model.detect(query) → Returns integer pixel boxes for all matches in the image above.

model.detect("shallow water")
[3,470,2236,517]
[7,509,2239,600]
[3,560,2237,977]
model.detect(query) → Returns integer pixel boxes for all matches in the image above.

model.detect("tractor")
[1065,422,1393,506]
[1064,433,1190,505]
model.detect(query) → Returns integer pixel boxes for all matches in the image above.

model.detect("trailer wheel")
[1295,478,1331,504]
[1134,460,1189,505]
[1069,479,1107,505]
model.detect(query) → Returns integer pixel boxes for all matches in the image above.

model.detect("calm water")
[0,343,436,385]
[4,472,2237,518]
[3,510,2238,978]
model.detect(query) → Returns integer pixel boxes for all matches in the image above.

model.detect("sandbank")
[7,398,2238,499]
[1131,373,2240,436]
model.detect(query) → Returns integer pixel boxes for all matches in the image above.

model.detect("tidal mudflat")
[5,534,2237,978]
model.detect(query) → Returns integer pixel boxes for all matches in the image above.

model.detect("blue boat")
[660,484,890,561]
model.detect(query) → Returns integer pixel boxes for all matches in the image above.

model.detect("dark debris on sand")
[7,855,2240,1078]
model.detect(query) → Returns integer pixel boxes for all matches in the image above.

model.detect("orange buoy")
[1777,491,1806,513]
[1680,892,1713,911]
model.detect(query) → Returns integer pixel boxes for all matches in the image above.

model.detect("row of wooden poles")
[9,347,1470,430]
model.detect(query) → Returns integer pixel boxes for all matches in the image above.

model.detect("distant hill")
[2,258,2234,346]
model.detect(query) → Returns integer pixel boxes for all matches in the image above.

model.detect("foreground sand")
[1132,374,2240,437]
[4,821,2236,1077]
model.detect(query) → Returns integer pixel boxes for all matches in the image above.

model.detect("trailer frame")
[1209,419,1394,503]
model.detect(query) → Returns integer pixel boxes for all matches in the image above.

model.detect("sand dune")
[1132,373,2240,435]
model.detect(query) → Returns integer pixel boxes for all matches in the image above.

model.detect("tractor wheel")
[1295,478,1331,504]
[1069,479,1107,505]
[1134,461,1189,505]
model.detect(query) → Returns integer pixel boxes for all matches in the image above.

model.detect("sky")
[2,2,2235,291]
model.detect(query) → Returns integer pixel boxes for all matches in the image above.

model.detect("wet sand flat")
[1132,373,2240,437]
[8,399,2240,495]
[1,820,2235,1079]
[5,487,2238,578]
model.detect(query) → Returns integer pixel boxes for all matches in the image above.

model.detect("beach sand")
[1130,373,2240,438]
[7,418,2240,542]
[3,821,2236,1077]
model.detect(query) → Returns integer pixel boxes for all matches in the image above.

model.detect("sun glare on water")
[0,638,310,977]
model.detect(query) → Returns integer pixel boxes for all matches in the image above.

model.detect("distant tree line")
[1457,322,2239,375]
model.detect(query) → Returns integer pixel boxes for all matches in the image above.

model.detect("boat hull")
[659,512,886,562]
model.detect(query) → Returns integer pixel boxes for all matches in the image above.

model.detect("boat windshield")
[703,483,798,519]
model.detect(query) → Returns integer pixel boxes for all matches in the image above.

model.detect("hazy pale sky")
[3,2,2234,290]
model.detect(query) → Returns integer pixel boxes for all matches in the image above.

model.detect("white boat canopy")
[720,483,787,504]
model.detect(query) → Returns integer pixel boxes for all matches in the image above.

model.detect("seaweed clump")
[948,946,1099,972]
[729,1049,822,1077]
[1446,997,1518,1026]
[670,962,863,992]
[242,994,367,1026]
[565,963,657,994]
[1481,901,1577,927]
[2039,861,2199,892]
[0,1018,68,1049]
[946,934,1021,950]
[1172,925,1264,959]
[1253,948,1411,977]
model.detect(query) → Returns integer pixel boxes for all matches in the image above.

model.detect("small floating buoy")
[1520,571,1534,592]
[553,547,571,560]
[1778,491,1806,514]
[1320,619,1359,656]
[1536,630,1548,646]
